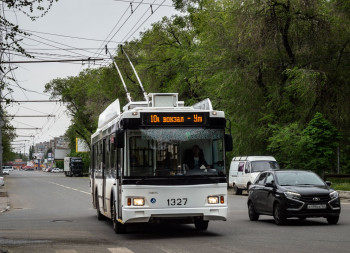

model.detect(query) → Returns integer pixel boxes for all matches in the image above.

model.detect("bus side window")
[117,148,122,178]
[106,139,110,173]
[110,134,117,178]
[91,145,95,173]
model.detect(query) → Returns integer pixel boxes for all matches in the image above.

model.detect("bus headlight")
[133,198,145,206]
[208,196,219,204]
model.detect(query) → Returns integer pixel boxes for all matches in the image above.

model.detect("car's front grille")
[301,195,330,202]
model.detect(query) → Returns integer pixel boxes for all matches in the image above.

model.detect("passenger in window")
[130,152,138,166]
[163,152,173,168]
[186,145,209,170]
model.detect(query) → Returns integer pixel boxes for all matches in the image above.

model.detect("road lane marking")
[48,182,90,195]
[56,250,78,253]
[108,248,134,253]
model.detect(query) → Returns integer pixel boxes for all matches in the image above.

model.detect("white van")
[228,156,279,195]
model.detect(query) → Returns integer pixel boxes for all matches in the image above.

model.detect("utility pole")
[0,3,4,176]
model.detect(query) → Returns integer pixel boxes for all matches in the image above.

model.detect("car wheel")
[234,186,242,195]
[327,216,339,225]
[273,203,286,225]
[111,198,127,234]
[248,201,259,221]
[194,218,209,231]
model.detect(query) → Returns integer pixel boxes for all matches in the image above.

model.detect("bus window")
[106,139,110,172]
[128,136,154,176]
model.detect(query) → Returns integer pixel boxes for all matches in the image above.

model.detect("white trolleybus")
[91,93,233,233]
[91,46,232,233]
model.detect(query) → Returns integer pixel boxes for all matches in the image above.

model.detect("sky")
[2,0,178,154]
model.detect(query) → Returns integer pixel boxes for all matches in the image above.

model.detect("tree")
[302,112,340,174]
[267,123,305,170]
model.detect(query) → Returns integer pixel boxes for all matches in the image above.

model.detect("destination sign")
[142,112,208,126]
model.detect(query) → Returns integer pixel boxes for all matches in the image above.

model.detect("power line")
[19,29,122,43]
[113,0,173,7]
[4,115,55,117]
[2,58,106,64]
[3,127,40,130]
[93,4,132,59]
[1,100,61,102]
[124,0,167,42]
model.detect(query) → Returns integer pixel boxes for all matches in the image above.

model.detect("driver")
[186,145,209,170]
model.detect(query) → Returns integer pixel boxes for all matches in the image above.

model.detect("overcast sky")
[3,0,178,154]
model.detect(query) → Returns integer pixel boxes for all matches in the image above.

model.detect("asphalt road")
[0,170,350,253]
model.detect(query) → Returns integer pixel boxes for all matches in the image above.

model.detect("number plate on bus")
[307,204,326,209]
[167,198,188,206]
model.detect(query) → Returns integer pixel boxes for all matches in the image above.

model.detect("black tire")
[273,203,286,225]
[111,198,127,234]
[95,192,104,220]
[194,219,209,231]
[248,201,259,221]
[234,186,243,195]
[327,216,339,225]
[247,183,251,190]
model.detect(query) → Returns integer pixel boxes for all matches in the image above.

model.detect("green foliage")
[302,112,340,173]
[268,113,340,172]
[267,123,305,169]
[55,161,64,169]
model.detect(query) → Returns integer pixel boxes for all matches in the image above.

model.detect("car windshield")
[125,128,225,177]
[251,161,280,172]
[276,171,325,186]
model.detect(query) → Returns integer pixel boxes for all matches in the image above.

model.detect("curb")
[338,190,350,199]
[0,187,10,213]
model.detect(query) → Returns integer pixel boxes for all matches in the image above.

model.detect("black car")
[247,170,341,225]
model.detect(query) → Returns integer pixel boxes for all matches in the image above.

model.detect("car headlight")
[284,191,301,200]
[330,191,339,200]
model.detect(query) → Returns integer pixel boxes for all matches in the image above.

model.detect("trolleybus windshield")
[126,128,225,178]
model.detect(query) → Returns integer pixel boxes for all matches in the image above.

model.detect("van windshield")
[251,161,279,172]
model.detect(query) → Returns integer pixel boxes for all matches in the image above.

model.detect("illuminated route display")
[141,112,208,126]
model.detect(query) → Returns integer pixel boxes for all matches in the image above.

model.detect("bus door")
[91,145,95,202]
[102,138,107,212]
[115,130,124,220]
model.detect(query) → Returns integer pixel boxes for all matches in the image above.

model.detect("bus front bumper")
[122,206,227,224]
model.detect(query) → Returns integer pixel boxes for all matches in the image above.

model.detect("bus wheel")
[112,198,127,234]
[194,218,209,231]
[95,193,104,220]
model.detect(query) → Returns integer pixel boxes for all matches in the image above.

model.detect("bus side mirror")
[225,134,233,152]
[115,130,124,148]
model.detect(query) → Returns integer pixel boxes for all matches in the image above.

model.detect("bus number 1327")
[167,198,188,206]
